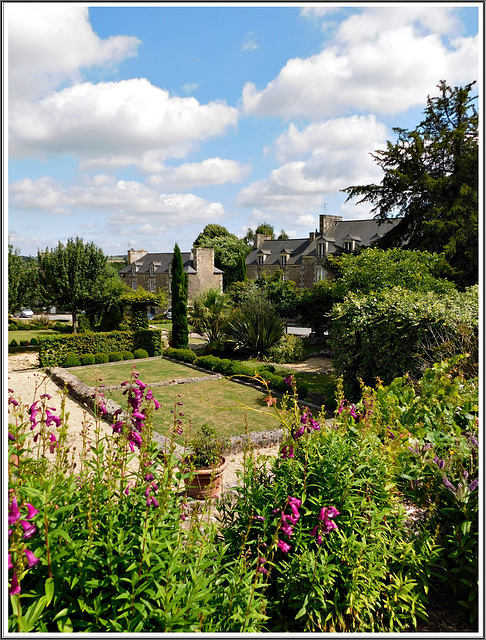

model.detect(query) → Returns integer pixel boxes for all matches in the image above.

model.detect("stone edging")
[47,366,286,459]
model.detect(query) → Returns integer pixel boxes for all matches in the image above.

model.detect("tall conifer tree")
[171,244,189,348]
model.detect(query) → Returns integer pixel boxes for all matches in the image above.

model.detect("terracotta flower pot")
[183,457,228,500]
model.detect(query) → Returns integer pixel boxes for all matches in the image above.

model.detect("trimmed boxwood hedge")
[80,354,96,366]
[133,348,149,359]
[164,347,197,363]
[330,285,478,394]
[164,348,308,398]
[95,353,109,364]
[37,329,163,367]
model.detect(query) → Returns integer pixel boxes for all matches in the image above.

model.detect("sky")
[5,2,481,258]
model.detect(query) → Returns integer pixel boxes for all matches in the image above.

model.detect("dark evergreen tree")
[171,244,189,348]
[342,80,478,288]
[233,252,247,283]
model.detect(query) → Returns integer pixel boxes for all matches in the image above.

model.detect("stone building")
[118,247,223,312]
[246,214,399,288]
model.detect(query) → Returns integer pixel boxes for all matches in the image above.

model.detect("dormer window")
[258,255,264,266]
[131,265,136,275]
[343,241,354,252]
[149,265,154,276]
[280,254,287,267]
[317,242,327,258]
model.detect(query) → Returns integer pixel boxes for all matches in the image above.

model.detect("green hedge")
[38,329,163,367]
[164,351,309,398]
[330,285,478,394]
[164,347,197,363]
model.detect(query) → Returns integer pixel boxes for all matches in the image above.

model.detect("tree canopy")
[342,80,478,288]
[37,237,108,332]
[193,224,250,288]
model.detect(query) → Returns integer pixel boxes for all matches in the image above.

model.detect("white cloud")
[146,158,251,190]
[9,176,225,237]
[7,4,140,102]
[242,8,478,120]
[181,83,200,93]
[243,32,259,51]
[237,114,386,218]
[10,78,239,164]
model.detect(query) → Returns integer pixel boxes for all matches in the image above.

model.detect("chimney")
[309,231,316,241]
[319,214,343,235]
[127,249,147,264]
[253,234,272,249]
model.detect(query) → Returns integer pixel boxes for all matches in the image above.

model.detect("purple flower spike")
[151,497,159,508]
[8,397,19,407]
[9,497,20,527]
[9,571,20,595]
[283,375,293,386]
[280,445,294,459]
[8,432,15,441]
[443,476,456,494]
[469,478,478,492]
[254,515,265,522]
[24,549,39,568]
[20,520,36,539]
[277,539,291,553]
[25,503,39,520]
[8,554,13,570]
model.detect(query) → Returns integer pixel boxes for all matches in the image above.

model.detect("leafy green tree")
[37,237,108,332]
[120,286,167,331]
[193,224,251,289]
[171,244,189,348]
[255,222,275,238]
[277,229,289,240]
[342,81,478,288]
[256,270,300,318]
[8,243,27,314]
[189,288,229,344]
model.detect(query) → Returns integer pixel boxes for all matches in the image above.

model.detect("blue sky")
[6,2,481,257]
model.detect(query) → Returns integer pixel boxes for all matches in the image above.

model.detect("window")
[317,242,327,258]
[280,254,287,267]
[343,241,354,252]
[281,271,286,281]
[149,280,155,292]
[257,255,264,266]
[315,267,327,282]
[131,279,137,290]
[149,265,154,276]
[131,266,136,275]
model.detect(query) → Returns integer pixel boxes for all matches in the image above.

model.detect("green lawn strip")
[8,329,60,343]
[106,378,280,440]
[72,358,203,387]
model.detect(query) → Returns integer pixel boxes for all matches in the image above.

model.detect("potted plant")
[183,425,229,499]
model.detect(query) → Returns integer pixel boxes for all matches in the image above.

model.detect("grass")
[73,358,202,387]
[8,329,60,343]
[72,358,283,439]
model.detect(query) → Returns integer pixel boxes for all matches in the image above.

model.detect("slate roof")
[246,218,399,265]
[119,252,223,275]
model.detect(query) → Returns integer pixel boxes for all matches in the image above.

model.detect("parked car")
[20,308,34,318]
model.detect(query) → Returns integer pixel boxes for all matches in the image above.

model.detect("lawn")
[73,359,281,439]
[8,329,60,343]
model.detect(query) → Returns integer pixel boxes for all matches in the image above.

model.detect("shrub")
[330,285,478,395]
[30,338,38,346]
[77,314,91,333]
[265,334,305,363]
[164,347,197,364]
[109,352,124,362]
[19,340,30,347]
[9,323,17,330]
[133,348,149,359]
[122,351,134,360]
[226,295,286,358]
[9,339,18,347]
[94,352,109,364]
[63,353,81,367]
[79,354,95,366]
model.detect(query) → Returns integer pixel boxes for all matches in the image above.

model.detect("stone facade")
[118,247,223,312]
[246,214,399,288]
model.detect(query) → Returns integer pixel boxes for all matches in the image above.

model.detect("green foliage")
[256,270,301,318]
[30,338,38,346]
[187,424,230,469]
[79,354,95,366]
[63,353,81,367]
[37,237,109,332]
[328,248,455,297]
[343,81,478,288]
[109,352,124,362]
[76,314,91,333]
[120,287,167,331]
[10,339,19,347]
[226,294,286,358]
[330,285,478,395]
[171,244,189,349]
[164,347,197,364]
[194,224,251,288]
[133,348,149,359]
[189,288,229,344]
[8,244,42,314]
[122,351,134,360]
[265,334,305,364]
[95,352,109,364]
